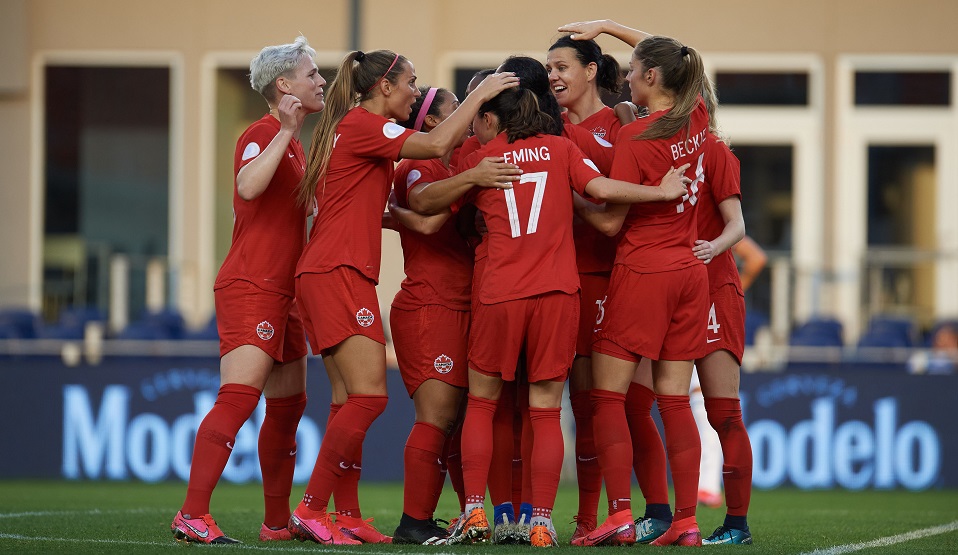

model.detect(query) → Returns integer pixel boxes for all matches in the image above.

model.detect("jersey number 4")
[504,171,548,238]
[676,153,704,214]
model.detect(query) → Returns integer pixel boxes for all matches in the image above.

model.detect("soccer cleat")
[650,516,702,546]
[572,510,635,546]
[288,506,361,545]
[446,507,491,545]
[634,516,671,544]
[702,525,753,545]
[445,514,463,534]
[530,524,559,547]
[336,515,392,544]
[698,490,724,509]
[170,511,240,544]
[569,515,596,545]
[259,523,293,541]
[392,514,449,545]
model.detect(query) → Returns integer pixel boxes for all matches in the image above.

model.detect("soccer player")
[561,24,718,546]
[413,83,690,547]
[170,36,325,545]
[545,34,627,543]
[288,49,518,545]
[388,86,517,545]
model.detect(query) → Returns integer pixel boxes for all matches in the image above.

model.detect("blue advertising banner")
[0,354,954,489]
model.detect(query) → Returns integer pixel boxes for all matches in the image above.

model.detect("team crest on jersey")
[256,320,274,340]
[356,307,375,327]
[433,354,454,374]
[592,126,608,139]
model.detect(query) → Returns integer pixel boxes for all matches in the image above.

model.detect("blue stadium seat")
[745,311,769,346]
[141,308,186,339]
[43,305,107,340]
[790,317,843,347]
[0,308,44,339]
[865,315,915,347]
[857,329,910,349]
[184,315,218,340]
[116,320,173,340]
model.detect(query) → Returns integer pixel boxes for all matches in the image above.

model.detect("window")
[44,66,170,320]
[716,72,809,106]
[855,71,950,106]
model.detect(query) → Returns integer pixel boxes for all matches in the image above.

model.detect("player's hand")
[472,156,522,189]
[472,72,520,103]
[277,94,305,130]
[557,20,609,41]
[386,189,399,215]
[659,163,691,201]
[693,239,716,264]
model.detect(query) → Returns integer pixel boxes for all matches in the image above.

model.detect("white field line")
[799,520,958,555]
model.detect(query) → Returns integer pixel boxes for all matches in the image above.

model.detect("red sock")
[403,422,446,520]
[461,394,498,505]
[591,389,631,516]
[444,426,466,512]
[625,383,670,506]
[705,397,752,517]
[301,394,387,511]
[518,382,532,509]
[182,383,261,517]
[529,407,562,514]
[259,392,307,528]
[570,390,600,525]
[488,385,515,506]
[324,403,357,516]
[657,394,700,520]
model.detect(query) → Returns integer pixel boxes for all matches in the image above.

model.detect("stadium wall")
[0,354,953,490]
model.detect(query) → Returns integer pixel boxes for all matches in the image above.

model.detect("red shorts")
[390,304,470,397]
[593,264,709,362]
[702,283,746,364]
[576,272,611,357]
[469,291,578,383]
[295,266,385,356]
[214,280,307,363]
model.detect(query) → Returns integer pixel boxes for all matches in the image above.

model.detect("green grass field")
[1,481,957,554]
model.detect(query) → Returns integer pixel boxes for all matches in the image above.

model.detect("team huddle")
[170,18,754,548]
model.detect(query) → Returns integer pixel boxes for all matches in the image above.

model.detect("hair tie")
[355,50,366,62]
[365,53,401,93]
[413,87,439,132]
[680,45,689,57]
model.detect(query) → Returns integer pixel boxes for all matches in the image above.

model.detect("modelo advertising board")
[0,355,953,489]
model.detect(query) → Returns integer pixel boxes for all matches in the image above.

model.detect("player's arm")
[557,19,651,48]
[693,196,746,264]
[573,192,629,236]
[732,235,768,291]
[583,163,690,204]
[386,190,452,235]
[236,94,303,200]
[399,73,519,160]
[614,102,638,125]
[409,156,520,215]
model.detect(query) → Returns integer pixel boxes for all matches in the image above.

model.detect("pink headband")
[413,87,439,131]
[365,53,401,93]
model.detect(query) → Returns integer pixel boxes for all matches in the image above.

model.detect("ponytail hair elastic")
[355,50,366,62]
[680,45,689,57]
[413,87,439,132]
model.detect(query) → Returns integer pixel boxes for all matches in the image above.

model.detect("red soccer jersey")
[454,135,482,170]
[215,114,308,296]
[610,97,710,273]
[563,107,621,274]
[392,158,474,311]
[460,133,603,304]
[296,107,416,283]
[697,135,743,293]
[562,106,622,144]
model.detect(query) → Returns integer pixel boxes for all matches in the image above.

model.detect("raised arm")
[692,196,746,264]
[399,73,519,160]
[409,156,521,215]
[557,19,651,48]
[235,94,304,200]
[731,235,768,291]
